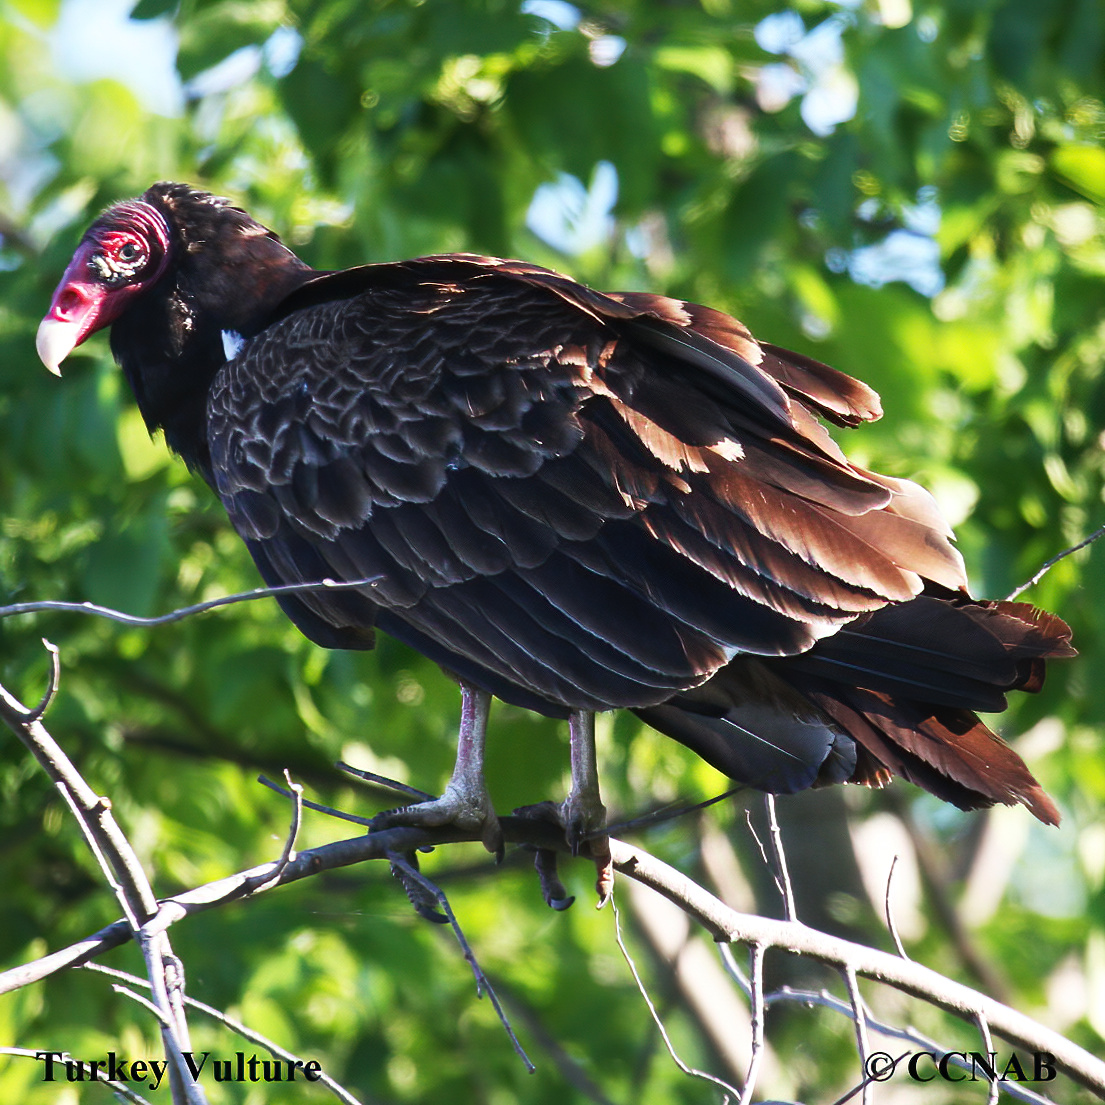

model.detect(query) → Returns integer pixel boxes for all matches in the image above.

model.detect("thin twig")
[0,577,381,626]
[743,801,795,922]
[0,657,206,1104]
[242,771,305,894]
[743,810,772,871]
[277,770,304,868]
[137,930,205,1104]
[605,786,743,836]
[753,984,1058,1105]
[107,1078,158,1103]
[764,794,797,922]
[717,942,751,997]
[258,774,375,827]
[976,1013,1001,1105]
[611,895,742,1101]
[739,943,766,1105]
[885,854,909,960]
[608,839,1105,1096]
[2,817,1102,1096]
[724,949,1037,1103]
[385,852,535,1072]
[23,639,61,722]
[334,762,436,804]
[112,983,172,1025]
[842,967,872,1105]
[829,1049,912,1105]
[1006,525,1105,600]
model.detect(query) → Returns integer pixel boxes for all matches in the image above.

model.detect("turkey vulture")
[38,182,1073,885]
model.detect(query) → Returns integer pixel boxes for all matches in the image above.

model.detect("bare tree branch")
[0,1048,153,1103]
[842,966,872,1105]
[239,770,305,896]
[2,628,1100,1101]
[0,577,381,627]
[764,794,796,922]
[23,639,61,722]
[976,1012,1001,1105]
[612,839,1105,1095]
[753,984,1059,1105]
[259,772,376,828]
[4,800,1102,1094]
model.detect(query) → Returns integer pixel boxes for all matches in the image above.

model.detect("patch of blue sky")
[51,0,182,116]
[526,161,617,255]
[830,191,945,296]
[753,9,858,136]
[51,0,303,110]
[185,25,302,98]
[755,10,806,55]
[520,1,581,32]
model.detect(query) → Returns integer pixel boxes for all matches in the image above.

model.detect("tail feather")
[801,682,1061,825]
[645,594,1072,823]
[781,596,1072,713]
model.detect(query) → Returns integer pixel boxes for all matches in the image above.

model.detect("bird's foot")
[514,796,613,909]
[371,780,504,860]
[561,788,613,907]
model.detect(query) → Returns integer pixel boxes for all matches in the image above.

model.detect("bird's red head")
[36,199,172,375]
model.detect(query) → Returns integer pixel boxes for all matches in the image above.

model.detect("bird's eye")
[90,235,151,286]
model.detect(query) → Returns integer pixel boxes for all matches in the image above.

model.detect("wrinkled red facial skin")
[46,238,134,331]
[37,201,171,374]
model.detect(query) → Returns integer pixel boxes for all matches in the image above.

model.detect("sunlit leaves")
[1052,143,1105,206]
[4,0,61,26]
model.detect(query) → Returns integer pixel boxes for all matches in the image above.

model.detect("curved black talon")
[514,801,576,909]
[533,847,575,911]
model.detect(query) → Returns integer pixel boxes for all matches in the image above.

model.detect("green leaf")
[176,0,286,80]
[506,51,660,214]
[718,150,804,280]
[653,44,735,95]
[275,57,364,187]
[80,504,169,617]
[129,0,178,19]
[791,263,841,333]
[1050,144,1105,206]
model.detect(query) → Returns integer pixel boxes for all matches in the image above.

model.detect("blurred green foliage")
[0,0,1103,1101]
